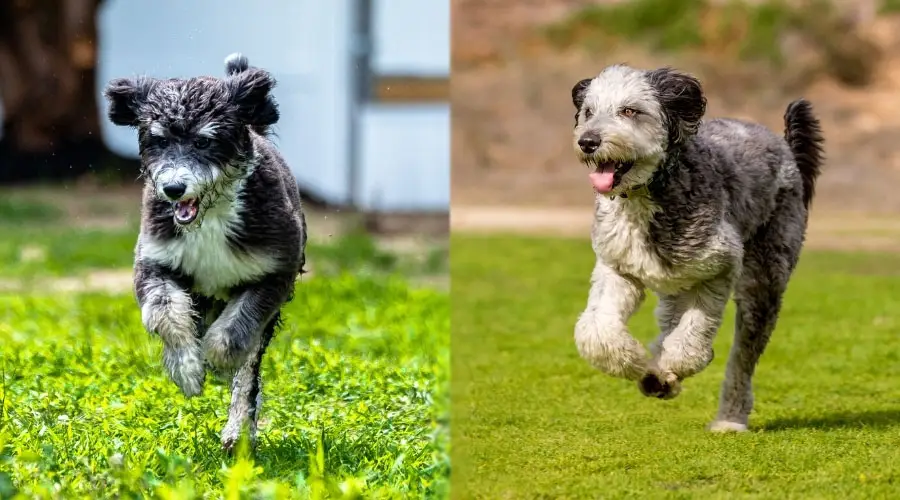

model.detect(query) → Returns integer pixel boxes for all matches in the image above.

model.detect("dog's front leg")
[202,276,291,373]
[643,274,732,398]
[134,261,205,397]
[202,276,292,450]
[574,260,648,381]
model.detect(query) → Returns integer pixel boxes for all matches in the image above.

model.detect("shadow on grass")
[761,408,900,432]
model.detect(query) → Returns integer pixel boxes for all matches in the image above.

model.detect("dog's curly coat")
[570,64,824,431]
[104,54,306,450]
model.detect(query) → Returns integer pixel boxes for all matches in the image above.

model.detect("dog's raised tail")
[224,53,250,76]
[784,99,825,209]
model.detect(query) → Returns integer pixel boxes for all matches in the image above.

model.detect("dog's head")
[104,54,279,227]
[571,65,706,196]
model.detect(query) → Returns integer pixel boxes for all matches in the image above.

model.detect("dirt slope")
[452,1,900,217]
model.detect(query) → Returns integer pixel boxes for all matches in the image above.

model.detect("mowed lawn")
[452,234,900,499]
[0,208,449,498]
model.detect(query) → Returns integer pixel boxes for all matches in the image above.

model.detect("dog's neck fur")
[138,142,278,299]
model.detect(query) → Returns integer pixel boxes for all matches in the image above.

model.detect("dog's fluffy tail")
[224,53,250,76]
[784,99,825,210]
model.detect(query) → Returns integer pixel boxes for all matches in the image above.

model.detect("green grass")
[544,0,841,67]
[0,197,446,281]
[0,226,445,281]
[0,222,449,498]
[0,198,64,226]
[452,234,900,499]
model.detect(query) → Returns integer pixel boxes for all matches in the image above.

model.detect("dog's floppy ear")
[104,77,156,127]
[646,67,706,146]
[571,78,592,109]
[226,67,280,128]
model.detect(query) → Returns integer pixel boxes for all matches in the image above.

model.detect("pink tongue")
[589,164,616,193]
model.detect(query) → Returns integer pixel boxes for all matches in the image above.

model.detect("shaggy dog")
[104,53,307,450]
[570,64,824,431]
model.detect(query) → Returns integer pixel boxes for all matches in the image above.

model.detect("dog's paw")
[203,322,250,371]
[220,422,257,454]
[707,420,749,433]
[638,370,682,400]
[574,317,649,381]
[163,344,206,398]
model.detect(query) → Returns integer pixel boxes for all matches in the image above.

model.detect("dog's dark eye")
[194,137,211,149]
[584,108,593,120]
[155,137,170,148]
[620,107,639,118]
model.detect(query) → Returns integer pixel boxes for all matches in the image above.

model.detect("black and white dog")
[570,65,824,431]
[104,53,307,450]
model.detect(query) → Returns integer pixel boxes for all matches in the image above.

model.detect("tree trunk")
[0,0,138,182]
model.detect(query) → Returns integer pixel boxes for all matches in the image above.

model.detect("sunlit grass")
[453,234,900,498]
[0,221,449,498]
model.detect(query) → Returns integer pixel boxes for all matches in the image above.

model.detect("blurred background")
[0,0,450,291]
[0,2,450,496]
[450,2,900,496]
[451,0,900,250]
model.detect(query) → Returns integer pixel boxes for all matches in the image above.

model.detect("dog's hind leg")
[575,260,649,381]
[221,313,278,452]
[642,273,733,399]
[710,212,803,432]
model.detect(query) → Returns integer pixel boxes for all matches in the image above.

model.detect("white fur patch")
[707,420,749,433]
[140,198,277,299]
[574,260,649,381]
[140,280,195,346]
[149,122,167,137]
[592,196,736,294]
[198,122,219,138]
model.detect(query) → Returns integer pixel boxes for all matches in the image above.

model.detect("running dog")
[570,64,824,431]
[104,53,307,450]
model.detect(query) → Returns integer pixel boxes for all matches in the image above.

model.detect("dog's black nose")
[162,182,187,200]
[578,135,601,154]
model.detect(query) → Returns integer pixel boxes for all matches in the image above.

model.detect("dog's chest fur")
[140,200,277,299]
[593,196,736,294]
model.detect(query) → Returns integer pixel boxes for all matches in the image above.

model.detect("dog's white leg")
[220,314,277,452]
[574,260,649,381]
[136,268,205,398]
[220,341,262,451]
[645,274,731,398]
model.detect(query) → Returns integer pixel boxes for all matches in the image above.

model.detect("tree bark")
[0,0,138,182]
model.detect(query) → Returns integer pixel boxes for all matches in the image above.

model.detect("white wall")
[372,0,450,77]
[361,0,450,212]
[358,104,450,211]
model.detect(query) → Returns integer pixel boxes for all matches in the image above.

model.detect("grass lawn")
[0,206,449,499]
[452,234,900,499]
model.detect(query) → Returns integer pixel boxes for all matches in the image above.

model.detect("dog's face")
[571,65,706,195]
[104,69,279,227]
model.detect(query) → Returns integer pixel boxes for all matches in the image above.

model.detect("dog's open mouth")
[173,198,200,225]
[587,160,635,194]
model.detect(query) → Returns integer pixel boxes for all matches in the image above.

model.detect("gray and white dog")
[570,64,824,431]
[104,53,307,450]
